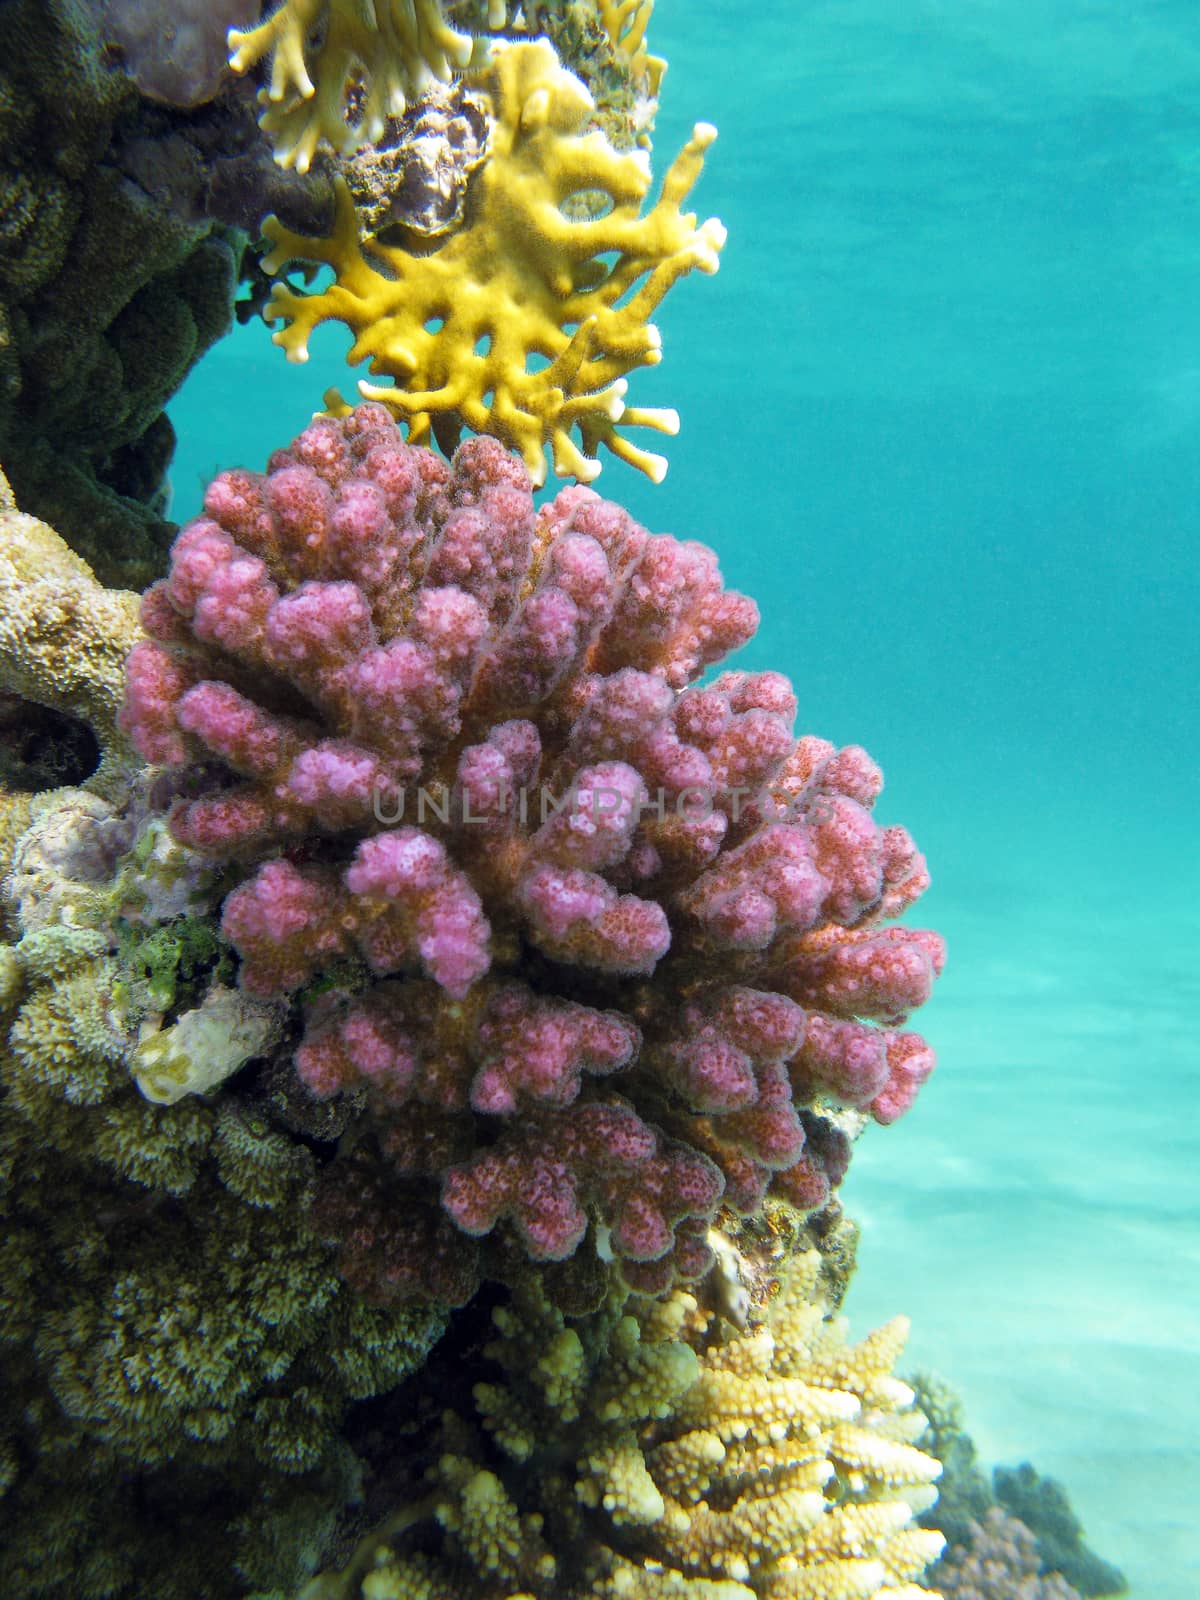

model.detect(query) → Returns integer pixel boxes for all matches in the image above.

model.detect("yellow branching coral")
[599,0,666,96]
[228,0,500,172]
[300,1251,944,1600]
[261,38,725,485]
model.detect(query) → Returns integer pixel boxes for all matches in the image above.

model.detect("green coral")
[910,1378,1127,1600]
[116,913,235,1015]
[992,1465,1127,1598]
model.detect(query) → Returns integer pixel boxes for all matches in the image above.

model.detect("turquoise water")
[170,3,1200,1595]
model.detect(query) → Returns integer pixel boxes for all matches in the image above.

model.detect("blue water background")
[170,3,1200,1592]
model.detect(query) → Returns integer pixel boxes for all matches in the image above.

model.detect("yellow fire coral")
[261,38,726,485]
[299,1249,945,1600]
[228,0,499,173]
[599,0,666,96]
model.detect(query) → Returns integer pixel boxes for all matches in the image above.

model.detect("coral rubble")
[0,780,447,1599]
[121,405,944,1305]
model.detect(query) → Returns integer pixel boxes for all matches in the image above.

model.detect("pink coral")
[122,405,945,1299]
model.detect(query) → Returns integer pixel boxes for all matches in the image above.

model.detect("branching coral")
[302,1247,945,1599]
[598,0,665,98]
[260,40,725,485]
[228,0,498,173]
[121,406,944,1303]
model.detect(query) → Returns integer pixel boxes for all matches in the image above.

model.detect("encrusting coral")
[260,39,726,485]
[301,1246,945,1599]
[228,0,499,174]
[121,404,944,1306]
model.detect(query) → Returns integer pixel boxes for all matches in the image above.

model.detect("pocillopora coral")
[228,0,502,173]
[300,1248,945,1599]
[261,39,726,485]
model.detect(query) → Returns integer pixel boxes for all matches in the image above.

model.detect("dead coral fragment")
[228,0,496,172]
[261,39,725,485]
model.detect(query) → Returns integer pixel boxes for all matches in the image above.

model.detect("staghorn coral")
[260,39,725,485]
[228,0,499,173]
[0,465,143,795]
[301,1247,945,1599]
[120,406,944,1304]
[0,784,448,1599]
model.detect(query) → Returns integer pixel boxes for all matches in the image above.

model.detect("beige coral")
[300,1250,945,1600]
[261,38,725,485]
[0,465,141,796]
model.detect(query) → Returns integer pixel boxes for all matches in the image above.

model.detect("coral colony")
[121,404,943,1306]
[0,3,1126,1598]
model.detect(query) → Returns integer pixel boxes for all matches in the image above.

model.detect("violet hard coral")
[121,404,945,1305]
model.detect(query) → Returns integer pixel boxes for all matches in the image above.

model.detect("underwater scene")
[0,0,1195,1597]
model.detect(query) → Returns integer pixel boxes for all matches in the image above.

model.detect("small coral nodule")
[120,405,944,1305]
[227,0,496,173]
[260,39,726,486]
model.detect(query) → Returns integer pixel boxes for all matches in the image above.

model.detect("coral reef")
[0,0,244,586]
[910,1378,1127,1600]
[0,465,142,795]
[0,782,448,1599]
[260,40,725,484]
[228,0,497,173]
[98,0,259,108]
[933,1509,1083,1600]
[301,1247,945,1599]
[121,405,943,1304]
[991,1467,1127,1599]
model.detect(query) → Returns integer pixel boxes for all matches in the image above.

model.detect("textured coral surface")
[122,405,944,1305]
[302,1246,946,1599]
